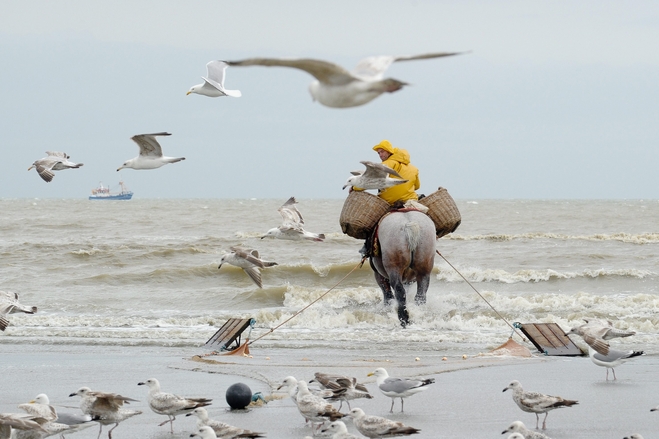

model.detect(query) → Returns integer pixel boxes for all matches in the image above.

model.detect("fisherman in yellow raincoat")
[356,139,421,256]
[371,139,420,205]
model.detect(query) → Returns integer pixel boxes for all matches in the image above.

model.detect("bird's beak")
[68,392,77,397]
[116,167,122,172]
[186,91,192,95]
[502,388,508,392]
[29,400,36,404]
[137,382,145,386]
[28,166,34,171]
[367,372,374,377]
[342,185,349,190]
[218,263,223,270]
[185,413,193,417]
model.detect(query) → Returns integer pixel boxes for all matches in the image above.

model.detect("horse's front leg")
[414,274,430,305]
[369,258,394,304]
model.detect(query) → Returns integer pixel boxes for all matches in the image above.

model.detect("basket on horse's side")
[418,187,461,238]
[339,191,390,239]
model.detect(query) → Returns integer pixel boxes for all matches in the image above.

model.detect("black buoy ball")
[225,383,252,409]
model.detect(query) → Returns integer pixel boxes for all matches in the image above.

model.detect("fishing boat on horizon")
[89,181,133,200]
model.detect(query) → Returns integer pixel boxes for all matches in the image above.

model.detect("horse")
[369,209,437,327]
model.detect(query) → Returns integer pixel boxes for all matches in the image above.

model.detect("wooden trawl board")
[520,323,584,356]
[204,318,252,351]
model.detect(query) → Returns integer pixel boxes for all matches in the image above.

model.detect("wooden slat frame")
[520,323,583,356]
[204,318,253,351]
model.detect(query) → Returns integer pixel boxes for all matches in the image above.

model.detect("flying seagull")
[262,197,325,242]
[117,132,185,171]
[28,151,83,183]
[225,51,466,108]
[218,246,278,289]
[343,161,408,191]
[0,291,37,331]
[187,61,241,98]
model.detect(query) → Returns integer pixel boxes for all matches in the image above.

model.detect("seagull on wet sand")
[311,372,373,410]
[117,132,185,171]
[68,387,141,439]
[0,413,48,438]
[190,426,219,439]
[295,380,344,431]
[225,52,466,108]
[185,407,264,439]
[567,326,643,380]
[343,161,408,191]
[503,380,578,430]
[501,421,552,439]
[138,378,212,433]
[261,197,325,242]
[28,151,83,183]
[187,61,241,98]
[218,246,278,289]
[320,420,362,439]
[348,408,420,438]
[368,367,434,413]
[0,291,37,331]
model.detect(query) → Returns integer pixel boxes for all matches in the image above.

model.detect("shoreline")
[3,342,657,438]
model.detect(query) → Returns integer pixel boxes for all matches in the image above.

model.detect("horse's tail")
[404,221,421,253]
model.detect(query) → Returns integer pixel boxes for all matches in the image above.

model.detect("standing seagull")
[319,420,362,439]
[0,291,37,331]
[138,378,212,433]
[117,132,185,171]
[311,372,373,410]
[218,246,278,289]
[17,394,95,439]
[68,387,141,439]
[261,197,325,242]
[187,61,241,98]
[225,51,466,108]
[568,326,644,380]
[502,380,578,430]
[295,381,344,432]
[28,151,83,183]
[368,367,434,413]
[343,161,408,191]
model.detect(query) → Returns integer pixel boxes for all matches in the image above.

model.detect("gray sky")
[1,1,658,199]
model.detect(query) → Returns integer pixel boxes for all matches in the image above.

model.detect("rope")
[436,250,528,342]
[247,258,366,346]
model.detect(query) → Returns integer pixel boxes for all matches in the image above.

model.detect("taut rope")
[436,250,528,342]
[247,259,366,346]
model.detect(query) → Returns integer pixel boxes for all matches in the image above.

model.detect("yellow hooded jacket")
[373,141,420,205]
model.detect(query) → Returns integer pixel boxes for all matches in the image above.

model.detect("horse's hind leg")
[369,258,394,304]
[415,274,430,305]
[390,276,410,327]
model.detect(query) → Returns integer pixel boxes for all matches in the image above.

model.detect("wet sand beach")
[1,342,657,439]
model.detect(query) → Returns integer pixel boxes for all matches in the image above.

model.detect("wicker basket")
[339,191,391,239]
[418,187,461,238]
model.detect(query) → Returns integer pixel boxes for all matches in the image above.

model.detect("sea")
[1,197,658,356]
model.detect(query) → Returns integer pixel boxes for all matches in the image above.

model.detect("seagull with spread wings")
[343,161,408,191]
[69,387,141,439]
[0,291,37,332]
[225,51,466,108]
[262,197,325,242]
[218,246,278,288]
[28,151,83,183]
[117,132,185,171]
[187,61,241,98]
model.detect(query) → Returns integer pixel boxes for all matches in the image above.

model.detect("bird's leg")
[542,413,548,430]
[605,368,609,381]
[389,398,395,413]
[535,413,540,429]
[97,424,103,439]
[400,397,404,413]
[108,422,119,439]
[170,415,175,433]
[346,400,352,410]
[612,368,617,380]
